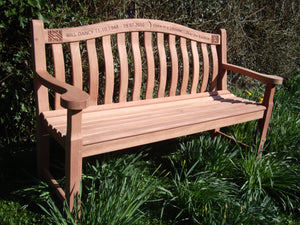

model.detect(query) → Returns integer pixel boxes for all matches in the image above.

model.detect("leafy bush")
[0,0,299,146]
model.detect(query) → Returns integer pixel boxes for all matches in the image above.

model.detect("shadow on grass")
[0,137,180,223]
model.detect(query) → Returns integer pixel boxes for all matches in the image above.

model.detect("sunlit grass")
[1,76,299,224]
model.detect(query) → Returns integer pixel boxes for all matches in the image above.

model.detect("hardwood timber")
[190,41,200,94]
[217,29,227,90]
[117,33,129,103]
[31,18,283,213]
[180,37,189,94]
[52,44,65,109]
[86,39,99,105]
[102,35,114,104]
[43,168,65,201]
[70,42,83,90]
[210,44,218,91]
[258,83,276,157]
[223,63,283,85]
[145,32,155,99]
[131,32,142,101]
[200,43,209,92]
[157,33,167,97]
[168,34,179,96]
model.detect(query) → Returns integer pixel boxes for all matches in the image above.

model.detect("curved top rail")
[38,19,220,45]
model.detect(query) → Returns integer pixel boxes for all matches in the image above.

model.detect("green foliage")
[38,153,162,224]
[0,199,48,225]
[0,0,299,145]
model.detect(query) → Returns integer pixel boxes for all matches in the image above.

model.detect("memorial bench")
[31,19,283,211]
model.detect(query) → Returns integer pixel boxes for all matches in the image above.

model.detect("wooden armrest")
[35,70,89,110]
[222,63,283,85]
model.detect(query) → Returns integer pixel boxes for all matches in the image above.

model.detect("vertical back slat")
[117,33,129,103]
[217,29,227,90]
[52,43,65,109]
[144,32,155,99]
[86,39,99,105]
[102,35,114,104]
[69,42,82,90]
[169,35,178,96]
[190,41,199,94]
[199,43,209,92]
[157,33,167,98]
[210,45,218,91]
[131,32,142,101]
[180,37,189,94]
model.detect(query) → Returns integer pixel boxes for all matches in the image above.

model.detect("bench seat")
[42,91,265,157]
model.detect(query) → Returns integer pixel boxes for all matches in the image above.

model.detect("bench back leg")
[257,83,276,157]
[36,117,50,178]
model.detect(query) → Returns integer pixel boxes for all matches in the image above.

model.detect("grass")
[0,76,299,224]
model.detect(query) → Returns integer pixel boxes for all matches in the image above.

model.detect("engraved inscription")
[63,21,216,44]
[65,24,122,38]
[211,35,219,44]
[48,30,63,42]
[152,23,210,41]
[123,22,146,29]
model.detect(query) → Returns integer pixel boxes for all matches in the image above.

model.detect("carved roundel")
[211,35,219,44]
[48,30,63,42]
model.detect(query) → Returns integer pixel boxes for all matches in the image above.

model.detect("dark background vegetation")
[0,0,299,147]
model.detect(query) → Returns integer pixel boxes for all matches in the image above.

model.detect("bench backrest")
[32,19,227,112]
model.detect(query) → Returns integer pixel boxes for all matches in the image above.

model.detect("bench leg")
[65,139,82,214]
[257,84,276,158]
[36,119,50,178]
[211,128,220,136]
[65,109,83,214]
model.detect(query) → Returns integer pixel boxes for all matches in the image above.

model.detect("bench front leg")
[65,109,83,214]
[258,83,276,157]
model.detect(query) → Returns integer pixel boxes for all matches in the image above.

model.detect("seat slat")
[82,104,265,145]
[169,34,179,96]
[44,94,239,128]
[42,92,236,123]
[180,37,189,94]
[200,43,209,92]
[117,33,129,102]
[144,32,155,99]
[42,90,233,119]
[52,43,65,109]
[82,111,264,157]
[43,95,265,145]
[86,39,99,105]
[102,35,114,104]
[69,42,82,90]
[81,100,262,134]
[131,32,142,101]
[157,33,167,98]
[190,41,200,94]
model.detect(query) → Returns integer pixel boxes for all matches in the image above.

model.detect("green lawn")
[0,76,299,224]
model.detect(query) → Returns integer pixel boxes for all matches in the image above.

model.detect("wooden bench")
[31,18,283,211]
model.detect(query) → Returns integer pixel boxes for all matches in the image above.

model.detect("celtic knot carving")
[48,30,63,42]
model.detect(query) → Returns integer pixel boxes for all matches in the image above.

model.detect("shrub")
[0,0,299,146]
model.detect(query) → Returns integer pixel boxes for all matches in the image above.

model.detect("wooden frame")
[31,18,283,212]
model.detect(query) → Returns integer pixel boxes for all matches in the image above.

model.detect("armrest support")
[222,63,283,85]
[35,70,89,110]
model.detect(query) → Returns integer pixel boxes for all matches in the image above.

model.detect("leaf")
[37,12,49,24]
[27,0,41,9]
